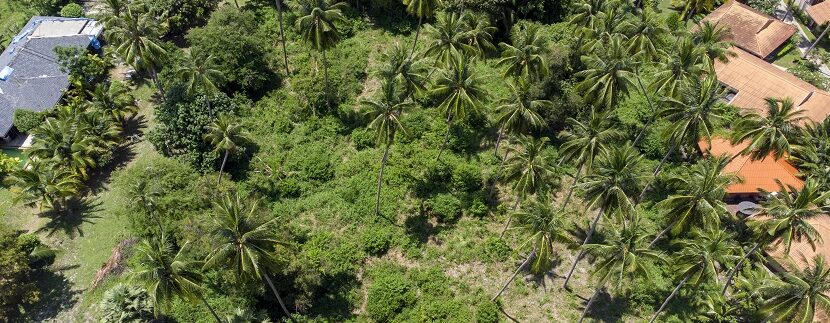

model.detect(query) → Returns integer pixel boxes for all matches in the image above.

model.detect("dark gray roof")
[0,16,101,137]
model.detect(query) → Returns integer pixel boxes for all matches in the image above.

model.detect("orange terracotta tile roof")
[699,138,804,194]
[808,1,830,26]
[702,1,796,58]
[714,47,830,122]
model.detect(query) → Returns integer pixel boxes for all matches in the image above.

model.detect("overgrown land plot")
[3,0,830,322]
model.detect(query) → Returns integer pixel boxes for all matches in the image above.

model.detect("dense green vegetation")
[4,0,830,321]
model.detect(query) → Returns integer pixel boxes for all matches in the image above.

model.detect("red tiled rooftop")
[699,138,804,194]
[702,1,797,58]
[808,0,830,26]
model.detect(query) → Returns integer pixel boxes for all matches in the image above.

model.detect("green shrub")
[427,193,462,222]
[350,127,375,150]
[361,226,392,256]
[366,265,415,321]
[13,110,44,133]
[477,237,511,262]
[475,300,500,323]
[452,163,483,192]
[0,153,19,179]
[99,284,154,322]
[59,2,83,17]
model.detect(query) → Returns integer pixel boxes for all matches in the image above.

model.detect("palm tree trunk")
[649,273,692,323]
[263,271,292,317]
[805,23,830,57]
[217,150,229,187]
[648,223,673,248]
[198,293,223,323]
[493,126,504,156]
[150,67,164,99]
[633,71,656,146]
[489,148,510,198]
[322,49,331,110]
[409,15,423,59]
[499,197,522,238]
[721,242,760,296]
[437,115,453,161]
[560,164,583,212]
[492,248,537,301]
[375,142,391,216]
[578,286,602,323]
[275,0,290,75]
[563,203,607,289]
[233,0,239,8]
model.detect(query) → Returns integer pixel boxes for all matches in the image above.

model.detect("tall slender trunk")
[499,196,522,238]
[322,49,330,111]
[560,164,583,212]
[263,271,292,317]
[633,71,656,146]
[638,129,684,203]
[217,150,229,187]
[437,114,453,161]
[198,293,223,323]
[151,67,164,99]
[489,148,510,198]
[492,248,537,301]
[563,203,607,289]
[648,223,673,248]
[493,126,504,156]
[375,142,391,216]
[275,0,290,75]
[233,0,239,7]
[650,273,692,323]
[721,242,760,296]
[805,23,830,57]
[578,286,602,323]
[410,15,423,59]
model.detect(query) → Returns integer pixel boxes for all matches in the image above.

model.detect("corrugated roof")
[699,137,804,194]
[714,47,830,122]
[807,1,830,26]
[0,16,100,137]
[702,1,796,58]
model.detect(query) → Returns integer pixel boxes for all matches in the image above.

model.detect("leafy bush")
[59,2,83,17]
[452,162,483,192]
[13,109,45,133]
[100,284,154,322]
[789,59,830,90]
[475,300,500,323]
[427,193,462,222]
[361,226,392,256]
[0,226,41,321]
[747,0,778,16]
[143,0,219,36]
[366,265,415,321]
[477,237,511,262]
[16,234,55,269]
[0,153,20,179]
[350,128,375,150]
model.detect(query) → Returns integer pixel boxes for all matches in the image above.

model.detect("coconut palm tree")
[493,195,571,301]
[579,2,627,53]
[495,23,549,81]
[692,21,735,64]
[203,115,250,186]
[557,109,625,211]
[424,12,476,66]
[89,82,137,126]
[127,177,164,234]
[623,8,667,60]
[650,229,739,323]
[568,0,605,46]
[375,43,427,99]
[461,13,496,58]
[8,162,82,213]
[177,54,223,96]
[758,255,830,323]
[493,76,549,154]
[649,37,706,99]
[132,236,222,322]
[499,135,555,238]
[105,5,167,94]
[28,117,98,179]
[650,157,740,247]
[575,35,636,109]
[293,0,349,106]
[362,81,416,216]
[639,75,727,201]
[274,0,290,74]
[732,97,806,161]
[722,179,830,296]
[680,0,718,20]
[578,214,665,323]
[204,194,293,317]
[401,0,440,58]
[563,144,644,289]
[430,50,487,160]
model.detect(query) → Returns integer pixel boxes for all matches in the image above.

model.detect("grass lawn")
[771,41,803,69]
[0,83,160,322]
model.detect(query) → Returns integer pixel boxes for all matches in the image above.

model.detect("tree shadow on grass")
[36,197,103,238]
[25,264,81,322]
[581,287,629,323]
[85,115,145,195]
[403,207,458,246]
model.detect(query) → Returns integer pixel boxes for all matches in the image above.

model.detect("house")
[714,46,830,122]
[699,137,804,200]
[807,0,830,26]
[701,0,796,59]
[0,16,102,142]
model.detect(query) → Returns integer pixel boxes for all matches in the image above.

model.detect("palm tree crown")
[732,97,806,161]
[496,23,549,80]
